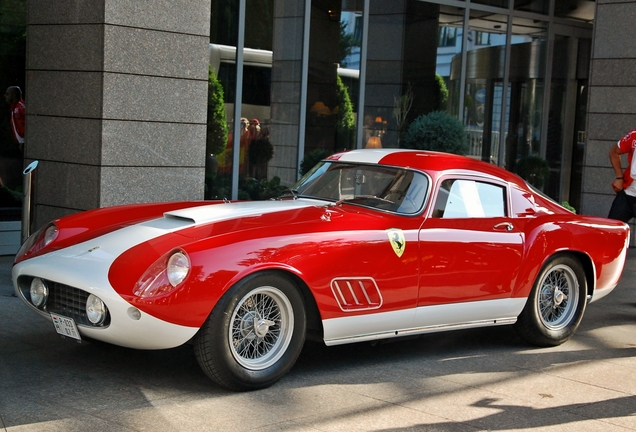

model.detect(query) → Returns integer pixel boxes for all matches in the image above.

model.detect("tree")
[402,111,469,155]
[206,67,228,156]
[336,76,355,150]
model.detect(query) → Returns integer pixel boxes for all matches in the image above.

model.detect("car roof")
[327,149,524,186]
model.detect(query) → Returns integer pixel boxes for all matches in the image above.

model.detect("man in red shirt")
[608,130,636,222]
[4,86,25,150]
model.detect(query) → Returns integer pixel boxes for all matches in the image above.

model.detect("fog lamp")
[29,278,48,308]
[86,294,107,325]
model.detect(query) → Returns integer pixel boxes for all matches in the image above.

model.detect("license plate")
[51,313,81,341]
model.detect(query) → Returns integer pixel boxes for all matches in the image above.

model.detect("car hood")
[163,199,324,226]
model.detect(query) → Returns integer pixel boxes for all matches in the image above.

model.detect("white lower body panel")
[323,298,527,346]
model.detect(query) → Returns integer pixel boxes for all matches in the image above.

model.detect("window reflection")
[515,0,549,15]
[453,10,509,163]
[471,0,509,8]
[0,0,26,212]
[305,0,361,160]
[554,0,595,22]
[437,6,464,120]
[504,17,547,175]
[207,0,275,200]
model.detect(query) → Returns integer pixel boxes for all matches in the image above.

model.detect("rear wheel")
[194,272,306,391]
[515,255,587,347]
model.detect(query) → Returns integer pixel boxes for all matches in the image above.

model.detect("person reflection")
[4,86,25,151]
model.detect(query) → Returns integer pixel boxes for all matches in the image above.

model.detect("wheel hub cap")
[553,288,567,307]
[254,318,276,338]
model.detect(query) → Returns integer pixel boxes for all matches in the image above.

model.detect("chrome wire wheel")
[229,286,294,370]
[536,264,579,331]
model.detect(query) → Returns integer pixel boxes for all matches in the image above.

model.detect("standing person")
[608,130,636,222]
[4,86,26,150]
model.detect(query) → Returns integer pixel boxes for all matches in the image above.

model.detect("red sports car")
[13,149,629,391]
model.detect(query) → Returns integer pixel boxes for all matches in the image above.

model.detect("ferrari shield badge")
[387,228,405,258]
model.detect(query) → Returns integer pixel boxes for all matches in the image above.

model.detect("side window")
[433,179,506,218]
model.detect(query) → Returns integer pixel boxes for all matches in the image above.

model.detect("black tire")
[194,272,306,391]
[515,255,587,347]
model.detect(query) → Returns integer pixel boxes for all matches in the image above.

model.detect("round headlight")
[167,252,190,287]
[30,278,49,307]
[86,294,107,325]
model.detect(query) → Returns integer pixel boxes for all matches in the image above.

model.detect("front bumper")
[12,224,200,350]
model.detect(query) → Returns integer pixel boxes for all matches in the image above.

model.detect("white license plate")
[51,313,81,341]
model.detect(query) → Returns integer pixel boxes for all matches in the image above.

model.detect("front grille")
[18,276,110,327]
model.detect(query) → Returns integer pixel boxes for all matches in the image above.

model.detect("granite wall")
[584,0,636,239]
[25,0,211,229]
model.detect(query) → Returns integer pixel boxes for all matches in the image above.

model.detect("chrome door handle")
[494,222,513,232]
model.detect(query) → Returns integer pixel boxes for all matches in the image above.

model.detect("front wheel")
[515,255,587,347]
[194,272,306,391]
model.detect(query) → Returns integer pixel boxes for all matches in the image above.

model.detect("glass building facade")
[206,0,594,211]
[0,0,597,230]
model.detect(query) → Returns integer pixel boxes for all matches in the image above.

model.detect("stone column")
[584,1,636,241]
[26,0,210,229]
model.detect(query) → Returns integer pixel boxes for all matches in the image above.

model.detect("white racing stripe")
[12,199,324,349]
[334,148,406,164]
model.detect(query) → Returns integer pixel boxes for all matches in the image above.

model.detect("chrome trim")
[324,317,517,346]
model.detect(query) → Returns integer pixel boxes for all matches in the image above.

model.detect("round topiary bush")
[515,155,550,189]
[300,149,331,176]
[402,111,469,155]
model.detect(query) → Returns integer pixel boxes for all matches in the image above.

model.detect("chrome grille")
[18,276,110,327]
[48,282,92,326]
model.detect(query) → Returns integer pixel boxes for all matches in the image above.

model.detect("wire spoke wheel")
[515,255,586,347]
[229,286,294,370]
[536,264,579,330]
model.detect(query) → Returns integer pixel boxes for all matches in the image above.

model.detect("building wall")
[584,0,636,230]
[25,0,211,230]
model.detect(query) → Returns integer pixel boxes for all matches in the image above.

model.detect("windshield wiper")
[335,195,395,206]
[279,188,300,199]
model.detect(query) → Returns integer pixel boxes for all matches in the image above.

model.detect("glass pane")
[208,0,239,199]
[305,0,361,163]
[364,3,463,149]
[555,0,595,23]
[514,0,549,15]
[503,17,548,176]
[434,179,505,218]
[544,35,569,200]
[294,161,429,214]
[207,0,275,200]
[471,0,509,8]
[462,10,508,163]
[0,0,26,212]
[438,6,464,119]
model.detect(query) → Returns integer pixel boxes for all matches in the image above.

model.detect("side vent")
[330,277,383,312]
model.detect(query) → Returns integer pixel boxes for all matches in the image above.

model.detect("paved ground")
[0,253,635,432]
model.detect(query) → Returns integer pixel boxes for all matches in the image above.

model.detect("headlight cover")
[16,223,59,261]
[133,250,191,299]
[167,252,190,287]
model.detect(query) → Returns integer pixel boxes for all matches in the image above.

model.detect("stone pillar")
[584,1,636,240]
[26,0,210,229]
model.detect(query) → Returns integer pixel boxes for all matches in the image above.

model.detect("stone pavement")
[0,252,635,432]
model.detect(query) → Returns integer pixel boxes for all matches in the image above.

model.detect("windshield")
[291,161,429,215]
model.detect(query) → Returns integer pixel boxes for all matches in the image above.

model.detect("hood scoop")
[163,200,318,226]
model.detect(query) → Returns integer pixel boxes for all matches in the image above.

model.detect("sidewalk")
[0,252,635,431]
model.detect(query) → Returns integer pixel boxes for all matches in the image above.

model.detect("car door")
[418,176,524,307]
